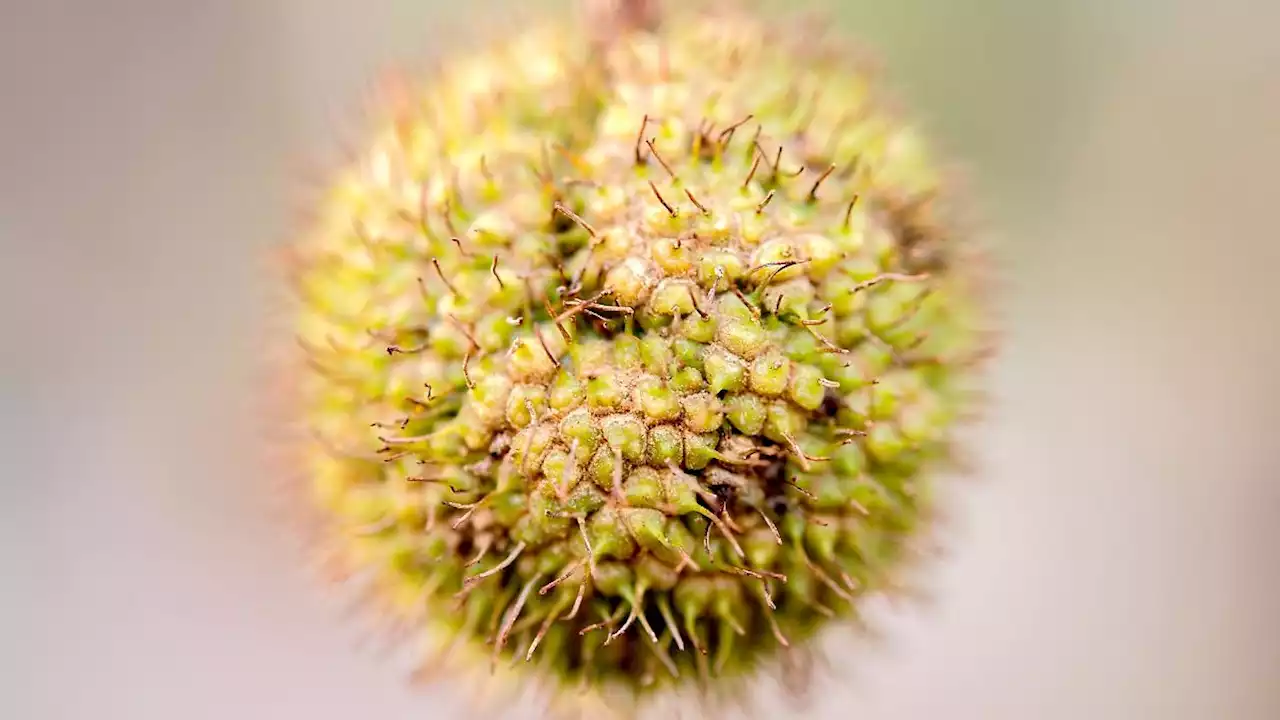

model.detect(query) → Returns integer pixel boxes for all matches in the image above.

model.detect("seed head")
[286,1,994,717]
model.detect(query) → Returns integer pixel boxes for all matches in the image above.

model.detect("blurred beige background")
[3,0,1277,718]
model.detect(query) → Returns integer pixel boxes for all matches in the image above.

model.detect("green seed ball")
[748,351,791,397]
[634,375,682,422]
[680,392,724,433]
[703,346,748,395]
[289,2,992,714]
[724,393,767,436]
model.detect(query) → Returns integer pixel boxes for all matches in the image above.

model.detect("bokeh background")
[3,0,1277,718]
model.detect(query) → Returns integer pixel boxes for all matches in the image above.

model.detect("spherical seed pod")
[283,0,994,717]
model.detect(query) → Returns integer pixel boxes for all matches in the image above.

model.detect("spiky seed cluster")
[290,3,989,711]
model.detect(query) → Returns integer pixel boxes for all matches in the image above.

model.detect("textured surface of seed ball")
[291,3,988,707]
